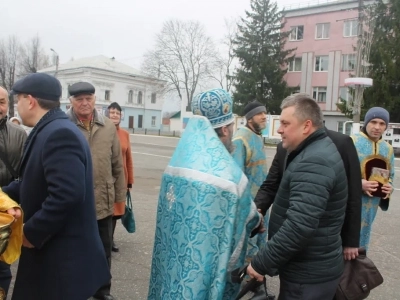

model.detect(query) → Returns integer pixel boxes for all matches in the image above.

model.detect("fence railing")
[130,128,180,137]
[128,128,281,145]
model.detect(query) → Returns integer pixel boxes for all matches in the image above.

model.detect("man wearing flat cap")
[2,73,110,299]
[67,81,125,300]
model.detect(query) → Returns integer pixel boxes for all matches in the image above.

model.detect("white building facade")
[39,55,165,129]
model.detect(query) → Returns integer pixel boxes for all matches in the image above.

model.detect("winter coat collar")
[66,108,106,126]
[19,108,67,176]
[285,128,327,170]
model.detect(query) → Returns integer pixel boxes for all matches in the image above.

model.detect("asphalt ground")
[7,134,400,299]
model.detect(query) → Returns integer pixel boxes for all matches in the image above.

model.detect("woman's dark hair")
[108,102,122,112]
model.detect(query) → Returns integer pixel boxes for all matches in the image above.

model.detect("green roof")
[170,111,181,119]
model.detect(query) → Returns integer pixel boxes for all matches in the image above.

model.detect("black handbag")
[335,248,383,300]
[231,265,274,300]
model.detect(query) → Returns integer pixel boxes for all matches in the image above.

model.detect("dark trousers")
[112,216,121,241]
[0,261,11,297]
[278,276,340,300]
[93,215,113,298]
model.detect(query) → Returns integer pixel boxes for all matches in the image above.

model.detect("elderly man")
[148,88,261,300]
[352,107,394,251]
[67,82,125,300]
[0,87,26,298]
[3,73,110,300]
[247,94,348,299]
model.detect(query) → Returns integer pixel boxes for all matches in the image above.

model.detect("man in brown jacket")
[67,82,125,300]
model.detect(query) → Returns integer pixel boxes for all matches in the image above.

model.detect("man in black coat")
[255,127,362,260]
[2,73,111,300]
[247,94,351,299]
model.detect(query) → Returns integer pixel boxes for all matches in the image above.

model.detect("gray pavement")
[8,134,400,299]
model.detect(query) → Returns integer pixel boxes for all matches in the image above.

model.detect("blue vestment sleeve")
[232,138,246,172]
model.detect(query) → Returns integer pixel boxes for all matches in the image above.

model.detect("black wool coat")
[3,109,111,300]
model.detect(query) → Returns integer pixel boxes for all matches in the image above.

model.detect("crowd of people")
[0,73,394,300]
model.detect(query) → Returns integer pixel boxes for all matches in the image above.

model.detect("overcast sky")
[3,0,300,69]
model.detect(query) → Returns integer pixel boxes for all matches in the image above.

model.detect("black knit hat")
[243,101,266,120]
[108,102,122,112]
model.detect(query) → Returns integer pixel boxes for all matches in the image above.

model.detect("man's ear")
[27,95,36,110]
[220,125,229,138]
[303,119,313,134]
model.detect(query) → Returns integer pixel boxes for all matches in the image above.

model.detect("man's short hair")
[280,93,324,128]
[36,98,60,110]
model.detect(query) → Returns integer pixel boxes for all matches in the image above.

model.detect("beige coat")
[67,109,126,220]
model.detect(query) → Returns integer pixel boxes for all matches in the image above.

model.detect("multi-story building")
[283,0,374,132]
[39,55,165,129]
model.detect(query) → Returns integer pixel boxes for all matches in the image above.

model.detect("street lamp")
[50,48,59,77]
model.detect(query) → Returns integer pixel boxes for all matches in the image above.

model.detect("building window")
[337,121,352,135]
[341,54,356,71]
[105,90,110,101]
[151,116,156,127]
[137,91,143,104]
[315,56,329,72]
[128,90,133,103]
[151,92,156,104]
[288,57,302,72]
[289,26,304,41]
[339,87,353,102]
[315,23,330,39]
[313,87,327,102]
[344,20,358,37]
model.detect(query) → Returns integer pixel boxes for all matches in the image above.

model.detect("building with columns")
[39,55,165,129]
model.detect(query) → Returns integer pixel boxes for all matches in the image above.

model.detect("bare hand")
[22,234,34,248]
[6,208,21,219]
[381,184,393,199]
[247,263,264,282]
[343,247,359,260]
[362,179,378,197]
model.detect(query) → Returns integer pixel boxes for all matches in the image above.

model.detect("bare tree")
[142,19,218,111]
[208,18,238,92]
[0,36,21,116]
[20,35,50,74]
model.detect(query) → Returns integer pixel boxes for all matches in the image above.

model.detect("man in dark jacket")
[255,129,361,260]
[247,93,348,299]
[0,87,26,298]
[3,73,111,300]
